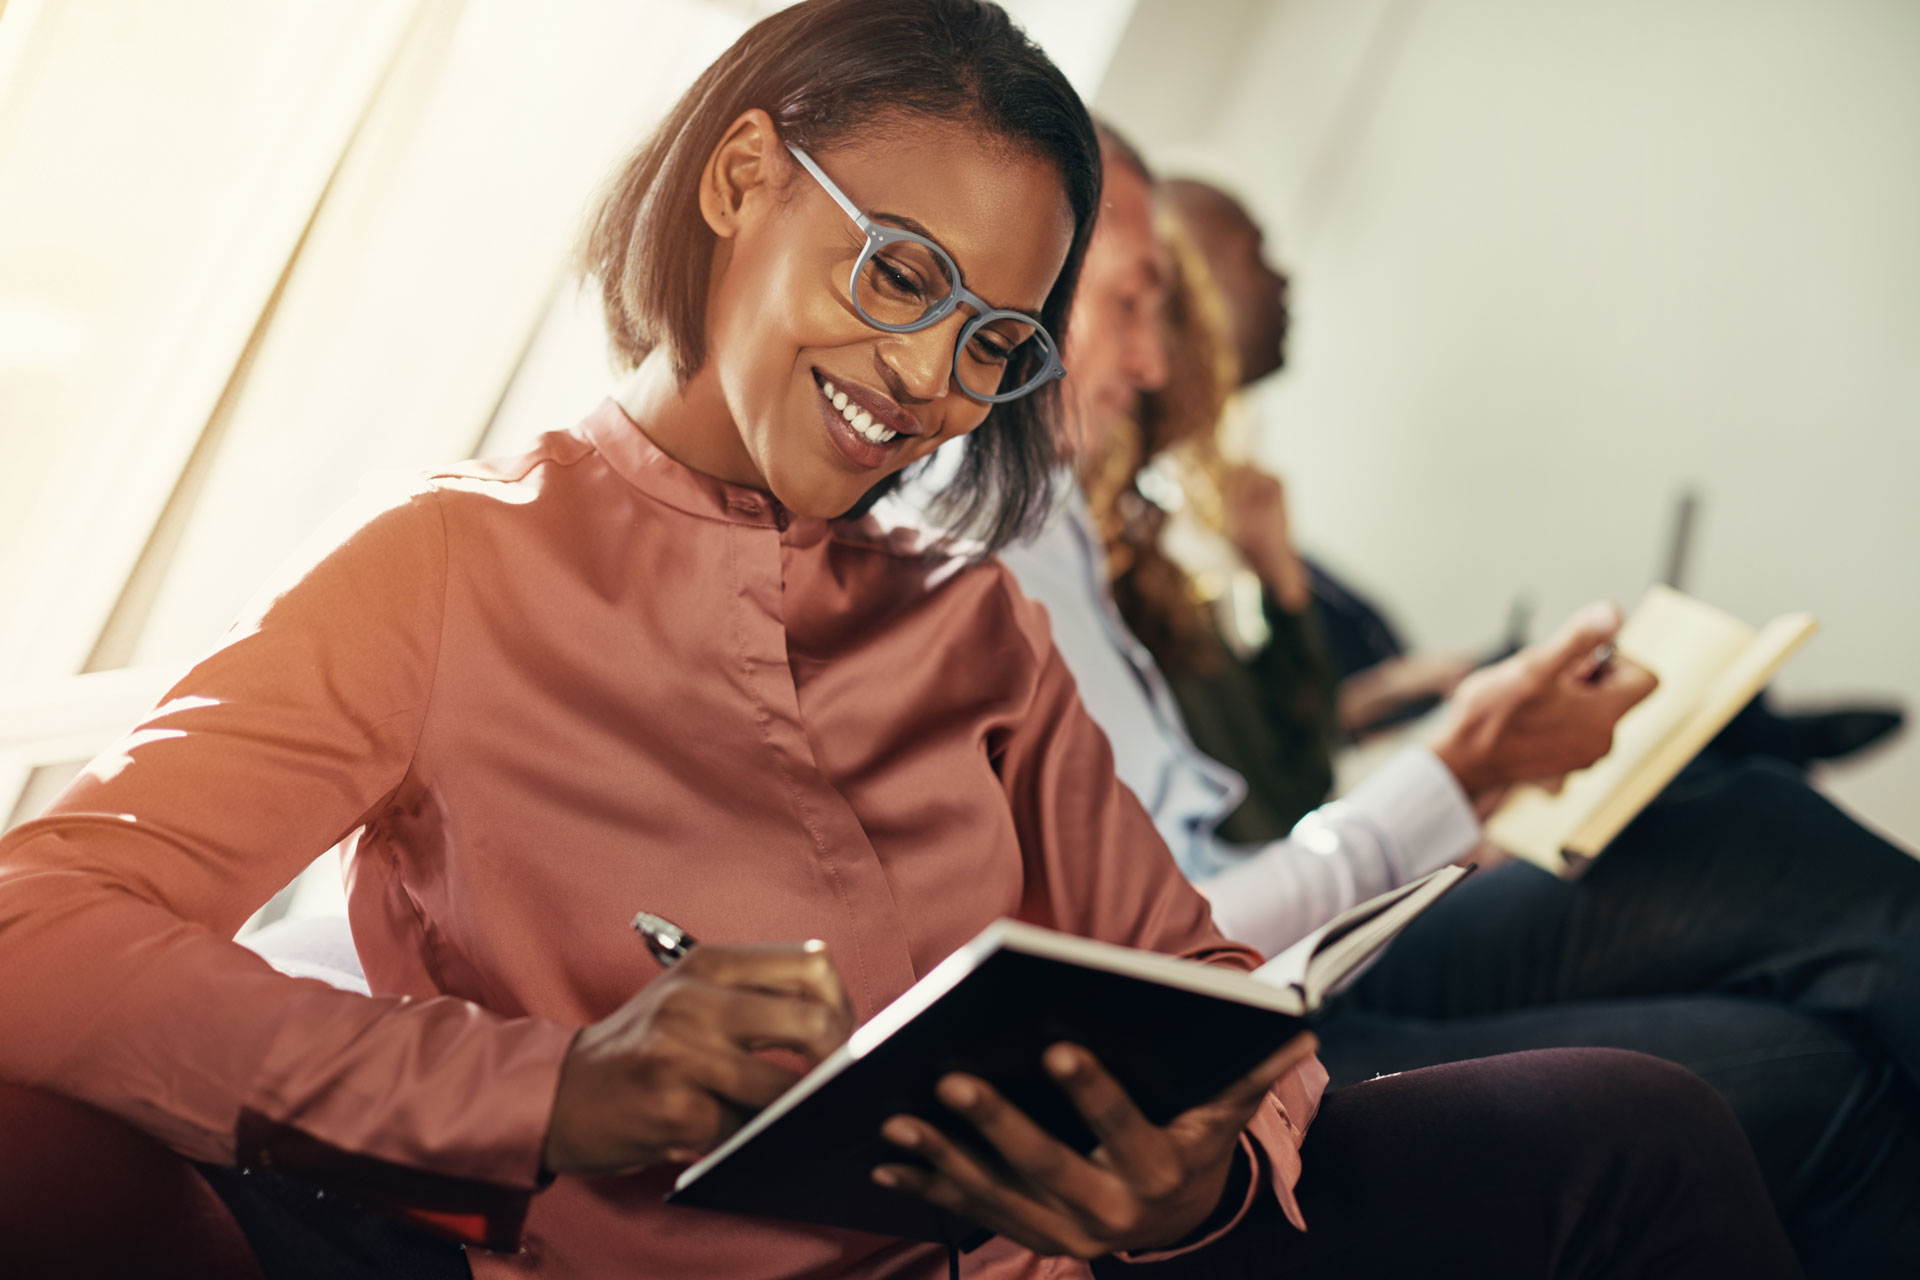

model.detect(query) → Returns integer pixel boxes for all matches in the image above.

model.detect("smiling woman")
[607,112,1074,523]
[582,0,1098,548]
[0,2,1805,1279]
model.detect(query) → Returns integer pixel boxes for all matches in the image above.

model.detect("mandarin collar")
[579,377,802,531]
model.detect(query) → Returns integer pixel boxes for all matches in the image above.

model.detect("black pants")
[1324,758,1920,1277]
[194,1163,471,1280]
[202,1053,1801,1278]
[1260,1048,1801,1279]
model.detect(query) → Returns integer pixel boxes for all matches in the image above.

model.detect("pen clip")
[1582,641,1617,685]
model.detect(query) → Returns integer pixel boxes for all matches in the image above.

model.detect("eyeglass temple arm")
[785,143,871,230]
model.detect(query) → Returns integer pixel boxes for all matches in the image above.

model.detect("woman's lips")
[816,370,918,436]
[814,373,909,471]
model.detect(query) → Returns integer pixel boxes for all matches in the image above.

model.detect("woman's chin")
[767,474,866,522]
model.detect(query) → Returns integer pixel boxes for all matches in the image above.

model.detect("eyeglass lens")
[854,243,1045,400]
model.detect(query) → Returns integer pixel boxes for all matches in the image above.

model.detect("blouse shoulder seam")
[394,487,453,801]
[982,555,1055,662]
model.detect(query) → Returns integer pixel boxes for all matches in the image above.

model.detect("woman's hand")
[872,1032,1318,1259]
[542,941,853,1177]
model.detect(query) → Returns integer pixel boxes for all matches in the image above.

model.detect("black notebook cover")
[665,923,1315,1243]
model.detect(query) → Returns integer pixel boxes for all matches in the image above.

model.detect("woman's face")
[698,114,1076,519]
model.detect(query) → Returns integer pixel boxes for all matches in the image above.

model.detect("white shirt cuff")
[1341,746,1481,885]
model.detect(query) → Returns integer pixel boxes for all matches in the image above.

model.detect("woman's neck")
[614,352,766,491]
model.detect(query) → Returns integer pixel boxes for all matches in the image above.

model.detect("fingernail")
[939,1076,979,1109]
[872,1167,899,1188]
[1045,1045,1079,1079]
[882,1118,918,1148]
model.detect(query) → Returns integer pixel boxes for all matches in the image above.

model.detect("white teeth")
[820,377,898,444]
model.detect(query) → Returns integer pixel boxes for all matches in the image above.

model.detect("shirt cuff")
[1108,1133,1263,1264]
[1343,746,1481,885]
[237,1011,578,1251]
[235,1109,540,1251]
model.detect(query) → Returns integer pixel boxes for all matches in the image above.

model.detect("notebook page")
[1486,587,1754,870]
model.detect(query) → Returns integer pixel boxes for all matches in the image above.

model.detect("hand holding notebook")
[866,1020,1318,1259]
[1431,601,1660,798]
[664,863,1473,1242]
[1487,586,1818,875]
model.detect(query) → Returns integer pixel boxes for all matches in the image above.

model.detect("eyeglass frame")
[785,142,1067,405]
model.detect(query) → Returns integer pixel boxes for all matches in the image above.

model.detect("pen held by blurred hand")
[1581,642,1617,685]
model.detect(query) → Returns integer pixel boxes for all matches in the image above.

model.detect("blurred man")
[1003,126,1656,949]
[990,125,1920,1276]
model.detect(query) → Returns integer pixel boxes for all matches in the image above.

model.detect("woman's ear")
[700,108,782,240]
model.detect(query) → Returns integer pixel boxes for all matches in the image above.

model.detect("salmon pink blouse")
[0,397,1325,1278]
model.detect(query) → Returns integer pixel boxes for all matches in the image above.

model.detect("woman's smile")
[811,368,921,470]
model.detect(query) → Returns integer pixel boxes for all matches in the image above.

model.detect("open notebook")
[1487,586,1817,876]
[665,864,1472,1242]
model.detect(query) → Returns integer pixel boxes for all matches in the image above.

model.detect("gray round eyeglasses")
[786,143,1067,404]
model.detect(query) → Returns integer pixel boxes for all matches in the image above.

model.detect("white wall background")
[2,0,1911,863]
[1096,0,1920,846]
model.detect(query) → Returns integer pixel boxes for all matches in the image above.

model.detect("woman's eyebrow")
[870,208,1046,316]
[870,209,938,241]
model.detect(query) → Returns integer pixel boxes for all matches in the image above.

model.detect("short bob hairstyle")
[582,0,1101,552]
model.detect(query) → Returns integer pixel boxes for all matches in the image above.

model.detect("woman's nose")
[881,318,960,402]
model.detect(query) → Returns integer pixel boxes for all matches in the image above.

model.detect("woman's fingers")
[641,947,854,1066]
[547,942,855,1176]
[912,1063,1178,1240]
[668,1034,803,1112]
[869,1034,1319,1255]
[679,940,854,1016]
[1039,1045,1182,1193]
[874,1116,1108,1259]
[1172,1032,1320,1142]
[926,1072,1116,1211]
[633,980,847,1111]
[708,983,852,1064]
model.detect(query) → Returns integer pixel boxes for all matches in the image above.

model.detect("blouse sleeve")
[0,485,575,1247]
[989,571,1328,1243]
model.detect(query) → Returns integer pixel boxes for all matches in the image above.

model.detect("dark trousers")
[1262,1048,1801,1279]
[207,1051,1798,1280]
[1323,758,1920,1277]
[195,1164,471,1280]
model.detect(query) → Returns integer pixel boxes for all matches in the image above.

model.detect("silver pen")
[632,910,698,968]
[1583,641,1618,685]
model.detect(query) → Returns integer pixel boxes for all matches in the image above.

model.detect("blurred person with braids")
[1082,218,1341,843]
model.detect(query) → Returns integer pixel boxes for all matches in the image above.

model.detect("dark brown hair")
[582,0,1101,551]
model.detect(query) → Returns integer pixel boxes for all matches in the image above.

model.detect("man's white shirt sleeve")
[994,480,1481,957]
